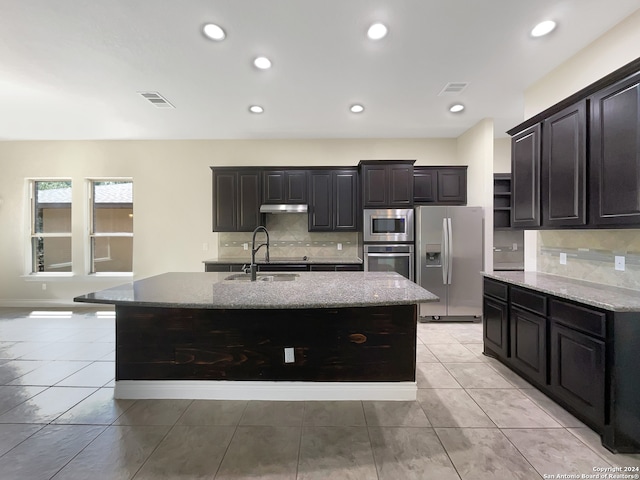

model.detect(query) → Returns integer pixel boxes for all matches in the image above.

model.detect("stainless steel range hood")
[260,204,308,214]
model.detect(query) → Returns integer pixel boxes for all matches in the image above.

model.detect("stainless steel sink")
[225,273,299,282]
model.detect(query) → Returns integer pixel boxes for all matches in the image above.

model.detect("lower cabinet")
[482,276,640,453]
[510,306,547,385]
[205,263,364,272]
[550,321,605,427]
[483,296,509,359]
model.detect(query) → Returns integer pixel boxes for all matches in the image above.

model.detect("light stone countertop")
[484,271,640,312]
[74,271,438,309]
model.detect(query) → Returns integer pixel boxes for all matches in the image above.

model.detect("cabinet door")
[510,307,547,385]
[483,296,509,359]
[511,124,541,228]
[590,72,640,225]
[388,164,413,206]
[413,168,437,203]
[542,102,587,227]
[362,165,388,207]
[308,171,333,231]
[334,170,359,230]
[262,170,286,203]
[437,168,467,204]
[238,171,262,231]
[212,171,237,231]
[550,322,605,427]
[285,171,307,203]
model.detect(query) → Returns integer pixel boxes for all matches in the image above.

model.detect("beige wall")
[522,9,640,288]
[0,138,461,305]
[493,138,511,174]
[525,9,640,117]
[456,118,494,272]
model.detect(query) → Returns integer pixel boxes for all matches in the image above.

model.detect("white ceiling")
[1,0,639,141]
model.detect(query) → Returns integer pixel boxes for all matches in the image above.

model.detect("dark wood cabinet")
[508,58,640,229]
[542,101,587,227]
[483,276,640,453]
[360,161,414,208]
[414,167,467,205]
[205,264,246,273]
[510,306,547,385]
[308,169,359,231]
[483,296,509,360]
[550,321,605,427]
[483,278,509,359]
[413,168,436,203]
[511,124,541,228]
[211,169,262,232]
[590,71,640,226]
[205,262,363,272]
[262,169,307,204]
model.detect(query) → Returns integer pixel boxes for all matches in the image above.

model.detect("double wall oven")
[363,208,415,281]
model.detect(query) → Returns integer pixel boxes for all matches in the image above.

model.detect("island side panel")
[115,305,417,382]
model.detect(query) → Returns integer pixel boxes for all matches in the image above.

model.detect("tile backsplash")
[218,214,360,259]
[537,229,640,290]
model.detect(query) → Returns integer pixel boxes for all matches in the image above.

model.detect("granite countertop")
[203,256,363,265]
[74,271,438,309]
[484,271,640,312]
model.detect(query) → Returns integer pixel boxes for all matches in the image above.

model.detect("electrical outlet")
[202,242,208,251]
[615,255,626,271]
[512,243,518,251]
[243,243,249,251]
[559,252,567,265]
[337,243,342,251]
[42,283,47,291]
[284,347,295,363]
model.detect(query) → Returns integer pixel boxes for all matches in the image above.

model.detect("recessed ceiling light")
[449,104,465,113]
[253,57,272,69]
[350,104,365,113]
[367,23,388,40]
[249,105,264,114]
[203,23,226,41]
[531,20,556,37]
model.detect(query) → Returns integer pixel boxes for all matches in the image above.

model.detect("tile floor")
[0,307,638,479]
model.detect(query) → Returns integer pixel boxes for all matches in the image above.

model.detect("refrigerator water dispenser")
[424,244,442,267]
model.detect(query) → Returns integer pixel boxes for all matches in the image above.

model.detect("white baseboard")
[114,380,417,401]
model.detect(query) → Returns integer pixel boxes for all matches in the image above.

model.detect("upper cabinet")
[211,168,263,232]
[360,160,414,208]
[590,71,640,226]
[262,169,308,204]
[542,101,587,227]
[308,168,359,231]
[414,166,467,205]
[507,57,640,229]
[511,124,541,228]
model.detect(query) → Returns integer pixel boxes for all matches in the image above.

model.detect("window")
[30,180,73,273]
[89,180,133,273]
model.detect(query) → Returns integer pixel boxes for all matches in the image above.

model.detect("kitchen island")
[75,271,438,401]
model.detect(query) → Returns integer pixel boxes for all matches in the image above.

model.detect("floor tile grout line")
[212,401,249,480]
[45,424,109,480]
[563,428,620,468]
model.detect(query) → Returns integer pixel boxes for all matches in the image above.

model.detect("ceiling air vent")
[138,91,175,108]
[438,82,469,96]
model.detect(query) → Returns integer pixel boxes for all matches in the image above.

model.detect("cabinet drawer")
[511,287,547,316]
[549,299,606,338]
[484,278,508,301]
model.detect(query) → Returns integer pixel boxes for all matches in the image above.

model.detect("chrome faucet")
[250,226,270,281]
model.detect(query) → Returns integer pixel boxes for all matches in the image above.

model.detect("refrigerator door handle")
[442,218,448,284]
[447,217,453,285]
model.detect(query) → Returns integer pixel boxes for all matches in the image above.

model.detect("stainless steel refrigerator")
[415,206,484,320]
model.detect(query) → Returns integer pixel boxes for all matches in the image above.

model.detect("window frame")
[28,179,73,275]
[87,178,134,275]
